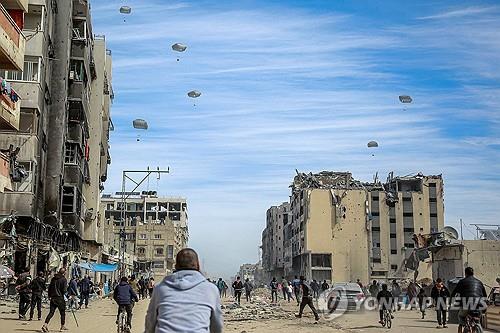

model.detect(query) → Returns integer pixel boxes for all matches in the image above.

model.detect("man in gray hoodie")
[145,248,224,333]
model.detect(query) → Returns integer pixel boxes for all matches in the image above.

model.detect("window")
[24,5,44,31]
[167,245,174,259]
[64,142,81,165]
[428,183,436,188]
[402,197,412,202]
[372,227,380,231]
[404,227,414,232]
[139,234,147,240]
[404,243,415,248]
[391,249,397,255]
[390,233,397,238]
[311,254,332,267]
[391,265,398,270]
[0,57,41,82]
[62,186,80,214]
[154,234,162,239]
[19,109,38,134]
[390,218,396,224]
[403,212,413,217]
[372,196,379,201]
[155,247,164,256]
[137,247,145,255]
[153,261,164,268]
[371,212,379,216]
[429,198,437,202]
[372,258,381,263]
[430,213,438,217]
[372,271,385,277]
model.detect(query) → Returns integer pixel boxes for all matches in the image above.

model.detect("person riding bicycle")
[113,277,139,329]
[376,284,394,325]
[450,267,487,333]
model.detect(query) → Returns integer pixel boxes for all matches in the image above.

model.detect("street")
[1,296,495,333]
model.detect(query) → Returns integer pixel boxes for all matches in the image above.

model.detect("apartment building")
[262,202,289,279]
[0,0,113,275]
[101,192,189,280]
[261,171,444,284]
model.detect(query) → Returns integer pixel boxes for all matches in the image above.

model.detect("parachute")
[399,95,412,103]
[187,90,201,98]
[133,119,148,141]
[367,141,378,148]
[172,43,187,61]
[119,6,131,14]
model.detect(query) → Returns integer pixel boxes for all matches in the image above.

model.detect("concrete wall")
[305,189,369,283]
[463,240,500,288]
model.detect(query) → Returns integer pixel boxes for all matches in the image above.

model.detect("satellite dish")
[442,226,459,240]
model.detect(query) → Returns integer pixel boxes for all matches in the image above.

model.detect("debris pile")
[291,170,366,193]
[222,290,295,322]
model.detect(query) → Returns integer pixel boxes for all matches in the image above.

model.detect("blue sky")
[91,0,500,278]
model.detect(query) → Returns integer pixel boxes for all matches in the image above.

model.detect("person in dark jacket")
[78,275,92,309]
[295,276,320,321]
[244,278,253,302]
[450,267,488,330]
[113,276,139,328]
[431,278,450,329]
[232,277,243,305]
[29,271,46,321]
[376,284,393,325]
[270,277,278,304]
[311,280,320,300]
[15,268,32,320]
[67,277,79,310]
[292,276,302,305]
[41,268,68,332]
[417,287,427,319]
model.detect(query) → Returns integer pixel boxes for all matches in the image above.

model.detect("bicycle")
[381,308,392,329]
[117,306,130,333]
[459,312,483,333]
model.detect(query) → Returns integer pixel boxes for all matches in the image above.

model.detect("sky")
[91,0,500,278]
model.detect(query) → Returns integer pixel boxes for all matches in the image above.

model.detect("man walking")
[295,276,320,322]
[113,276,139,329]
[311,279,320,300]
[270,277,278,304]
[232,277,243,305]
[281,276,288,300]
[391,280,402,311]
[431,278,450,329]
[15,267,32,320]
[292,276,301,305]
[369,280,379,298]
[244,278,253,302]
[321,280,329,292]
[41,268,68,332]
[67,276,79,310]
[144,248,223,333]
[216,278,225,298]
[29,271,46,321]
[78,275,91,309]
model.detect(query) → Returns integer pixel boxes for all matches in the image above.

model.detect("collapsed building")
[262,170,445,284]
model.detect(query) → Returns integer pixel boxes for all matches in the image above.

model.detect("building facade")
[0,0,113,277]
[101,192,189,280]
[262,202,289,280]
[261,171,445,285]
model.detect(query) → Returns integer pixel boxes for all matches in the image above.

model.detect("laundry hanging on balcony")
[0,78,20,103]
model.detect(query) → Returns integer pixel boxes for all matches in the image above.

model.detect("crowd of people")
[5,251,499,333]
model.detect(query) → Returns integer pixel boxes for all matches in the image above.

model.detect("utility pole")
[119,167,170,277]
[460,218,463,243]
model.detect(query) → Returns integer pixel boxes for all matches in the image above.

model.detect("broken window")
[0,57,41,82]
[391,249,397,255]
[390,218,396,224]
[64,142,81,165]
[62,186,76,213]
[397,179,422,192]
[169,202,181,211]
[11,161,34,192]
[390,233,397,238]
[155,247,164,256]
[70,60,85,81]
[169,212,180,221]
[372,258,381,263]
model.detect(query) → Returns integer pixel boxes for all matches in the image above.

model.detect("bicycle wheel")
[386,314,392,329]
[473,323,483,333]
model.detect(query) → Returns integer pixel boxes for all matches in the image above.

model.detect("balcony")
[0,86,20,130]
[0,3,25,70]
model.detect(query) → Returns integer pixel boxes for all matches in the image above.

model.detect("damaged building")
[261,171,445,284]
[0,0,113,278]
[101,192,189,281]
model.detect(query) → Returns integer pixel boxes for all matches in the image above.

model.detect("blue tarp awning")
[78,262,117,272]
